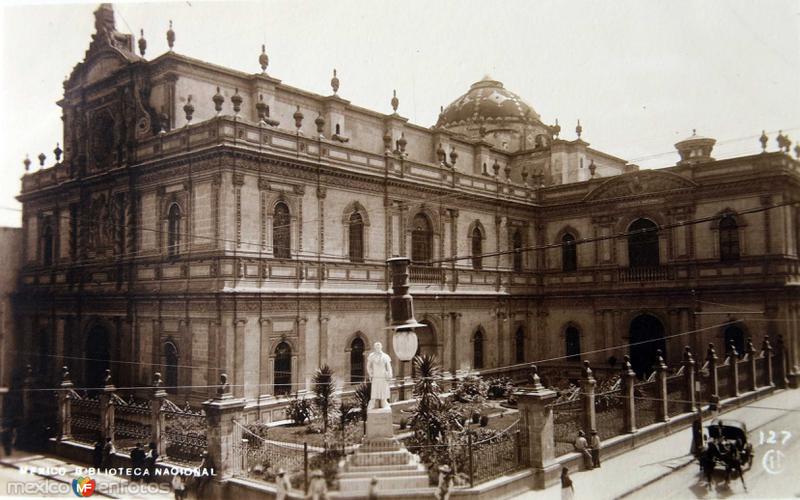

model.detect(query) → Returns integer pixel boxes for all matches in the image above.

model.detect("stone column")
[706,344,720,409]
[150,373,167,456]
[761,337,775,387]
[746,338,758,391]
[233,318,246,398]
[580,361,596,433]
[57,366,73,442]
[682,347,696,414]
[258,318,273,400]
[514,367,559,489]
[203,374,247,481]
[728,341,740,397]
[99,369,116,443]
[621,356,636,433]
[655,351,668,422]
[450,312,461,373]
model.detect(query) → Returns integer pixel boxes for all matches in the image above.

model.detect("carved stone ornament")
[584,169,697,201]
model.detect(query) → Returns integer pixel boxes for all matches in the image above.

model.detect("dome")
[436,76,541,129]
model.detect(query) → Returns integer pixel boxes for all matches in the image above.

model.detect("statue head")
[373,342,383,353]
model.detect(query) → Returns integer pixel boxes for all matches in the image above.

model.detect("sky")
[0,0,798,227]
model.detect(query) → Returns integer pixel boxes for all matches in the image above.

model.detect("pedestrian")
[307,469,328,500]
[691,415,703,458]
[367,477,379,500]
[573,430,592,469]
[194,451,213,497]
[171,473,187,500]
[102,437,115,471]
[589,429,601,468]
[92,438,104,470]
[145,442,159,482]
[130,443,146,481]
[560,467,574,500]
[1,425,15,456]
[275,468,291,500]
[435,465,453,500]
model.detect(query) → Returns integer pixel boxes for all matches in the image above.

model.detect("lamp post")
[386,257,426,400]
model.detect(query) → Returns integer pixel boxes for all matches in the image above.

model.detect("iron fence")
[69,392,101,443]
[595,387,624,441]
[666,374,685,417]
[112,395,151,451]
[634,380,658,428]
[551,397,582,457]
[162,400,207,464]
[470,420,527,485]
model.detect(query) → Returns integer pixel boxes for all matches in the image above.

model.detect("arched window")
[565,326,581,362]
[627,218,659,267]
[411,213,433,264]
[274,342,292,395]
[512,230,523,271]
[348,212,364,263]
[515,327,525,363]
[164,341,179,393]
[562,233,577,272]
[473,330,484,369]
[719,215,740,262]
[41,224,54,266]
[273,202,291,259]
[350,337,365,382]
[167,204,181,257]
[471,226,483,269]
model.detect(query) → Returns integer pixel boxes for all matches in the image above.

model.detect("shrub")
[479,415,489,427]
[453,375,488,404]
[313,365,337,434]
[286,394,313,425]
[487,376,514,399]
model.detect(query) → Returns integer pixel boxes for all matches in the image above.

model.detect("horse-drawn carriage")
[698,419,753,489]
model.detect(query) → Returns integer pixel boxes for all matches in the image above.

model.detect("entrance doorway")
[628,314,666,378]
[85,325,110,391]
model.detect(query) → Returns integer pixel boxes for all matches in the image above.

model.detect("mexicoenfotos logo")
[71,476,96,497]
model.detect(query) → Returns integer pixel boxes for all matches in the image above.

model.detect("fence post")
[746,338,758,392]
[202,374,246,481]
[682,347,696,414]
[706,344,720,410]
[621,356,637,434]
[728,341,740,397]
[513,366,559,489]
[99,369,116,444]
[580,361,596,433]
[774,335,789,388]
[654,350,668,422]
[150,373,167,457]
[762,337,774,387]
[468,432,475,488]
[304,442,309,493]
[57,366,73,442]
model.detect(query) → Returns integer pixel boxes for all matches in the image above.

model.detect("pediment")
[85,52,126,85]
[584,169,697,202]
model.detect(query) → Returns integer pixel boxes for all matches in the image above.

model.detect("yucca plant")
[312,365,336,434]
[354,381,371,434]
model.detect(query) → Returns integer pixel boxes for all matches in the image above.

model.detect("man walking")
[101,437,115,471]
[589,430,601,468]
[574,430,592,469]
[130,442,146,481]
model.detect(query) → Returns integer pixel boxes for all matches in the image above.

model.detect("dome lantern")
[675,129,716,166]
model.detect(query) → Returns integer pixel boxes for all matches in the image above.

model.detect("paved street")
[515,388,800,500]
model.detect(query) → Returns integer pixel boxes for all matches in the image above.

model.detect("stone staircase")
[338,437,429,494]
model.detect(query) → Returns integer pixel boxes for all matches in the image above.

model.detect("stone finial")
[23,155,31,172]
[391,89,399,113]
[103,368,114,388]
[776,130,785,151]
[259,44,269,73]
[784,135,792,153]
[576,119,582,139]
[256,94,267,123]
[581,360,594,380]
[504,163,512,180]
[589,159,596,178]
[529,365,544,390]
[761,335,772,354]
[330,69,339,95]
[38,153,46,167]
[492,159,500,176]
[293,106,304,130]
[153,372,164,388]
[521,167,529,185]
[61,366,71,383]
[621,355,635,376]
[183,95,194,123]
[794,144,800,159]
[54,143,63,162]
[449,147,458,166]
[760,130,768,152]
[213,87,224,114]
[315,113,325,136]
[706,343,718,363]
[216,373,231,398]
[138,29,147,56]
[654,349,667,371]
[683,346,695,366]
[745,337,756,355]
[552,118,561,139]
[397,132,407,153]
[436,143,446,164]
[166,20,175,51]
[727,339,739,359]
[231,88,242,114]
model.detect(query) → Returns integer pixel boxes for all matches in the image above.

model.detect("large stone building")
[14,5,800,410]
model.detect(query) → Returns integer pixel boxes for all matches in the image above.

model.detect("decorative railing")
[409,265,444,284]
[552,394,582,456]
[69,392,101,443]
[162,400,208,464]
[618,266,670,282]
[112,395,151,451]
[634,380,658,428]
[470,420,527,485]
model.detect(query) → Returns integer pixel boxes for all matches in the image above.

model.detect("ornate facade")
[14,5,800,408]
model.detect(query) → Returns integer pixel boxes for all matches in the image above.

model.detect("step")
[339,465,426,478]
[349,450,413,467]
[342,462,422,474]
[338,473,430,492]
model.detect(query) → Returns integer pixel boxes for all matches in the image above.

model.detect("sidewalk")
[0,450,173,498]
[515,388,800,500]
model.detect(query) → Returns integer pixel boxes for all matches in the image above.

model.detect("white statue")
[366,342,393,409]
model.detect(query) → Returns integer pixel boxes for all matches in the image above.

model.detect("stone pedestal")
[203,380,246,481]
[515,372,559,490]
[338,407,428,495]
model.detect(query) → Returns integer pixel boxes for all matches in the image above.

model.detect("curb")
[614,392,799,499]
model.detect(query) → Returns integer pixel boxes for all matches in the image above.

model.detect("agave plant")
[312,365,336,434]
[354,381,371,433]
